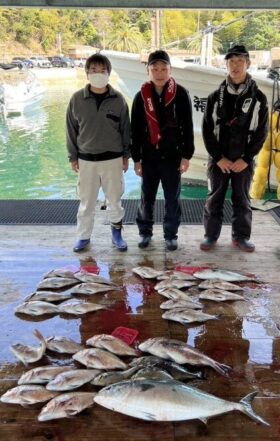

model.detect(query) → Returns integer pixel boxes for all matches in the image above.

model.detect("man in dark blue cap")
[200,45,268,252]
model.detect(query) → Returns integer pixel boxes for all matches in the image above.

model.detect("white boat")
[102,50,278,186]
[0,63,45,117]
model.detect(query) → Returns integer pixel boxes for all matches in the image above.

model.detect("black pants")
[137,156,181,240]
[203,159,253,241]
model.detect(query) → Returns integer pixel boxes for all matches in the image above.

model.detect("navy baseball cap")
[225,45,249,60]
[147,50,170,66]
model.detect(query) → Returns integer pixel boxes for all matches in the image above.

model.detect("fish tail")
[240,392,269,426]
[33,329,46,345]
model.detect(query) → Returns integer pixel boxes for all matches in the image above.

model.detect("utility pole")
[151,9,161,50]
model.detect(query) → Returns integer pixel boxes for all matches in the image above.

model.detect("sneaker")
[165,239,178,251]
[73,239,90,252]
[200,237,216,251]
[232,239,255,253]
[138,236,151,249]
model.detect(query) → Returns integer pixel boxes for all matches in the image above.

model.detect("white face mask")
[88,73,109,89]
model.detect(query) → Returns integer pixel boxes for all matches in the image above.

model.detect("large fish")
[1,385,58,406]
[162,308,217,325]
[15,301,60,316]
[38,392,96,421]
[86,334,138,356]
[198,279,244,291]
[193,269,256,282]
[37,277,78,290]
[73,348,128,370]
[18,365,74,385]
[160,299,203,310]
[94,379,269,425]
[46,369,101,391]
[138,337,231,376]
[46,336,84,354]
[24,291,72,303]
[74,272,115,285]
[91,367,139,387]
[199,289,245,302]
[132,266,164,279]
[70,283,117,295]
[59,300,107,315]
[155,280,197,291]
[10,329,47,365]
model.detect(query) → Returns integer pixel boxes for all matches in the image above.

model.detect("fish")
[86,334,138,356]
[70,283,117,295]
[15,301,60,316]
[44,268,78,279]
[132,266,164,279]
[155,280,197,291]
[46,369,101,391]
[37,277,78,290]
[138,337,231,376]
[38,392,96,421]
[74,272,115,285]
[93,379,269,425]
[58,300,107,315]
[91,367,139,387]
[160,299,203,310]
[10,329,47,365]
[162,308,217,325]
[18,366,75,385]
[24,291,72,303]
[1,385,58,406]
[199,289,245,302]
[131,367,174,381]
[157,271,196,281]
[157,287,194,301]
[198,280,244,291]
[46,336,84,354]
[193,269,256,282]
[73,348,128,370]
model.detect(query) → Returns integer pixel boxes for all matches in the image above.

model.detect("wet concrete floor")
[0,207,279,440]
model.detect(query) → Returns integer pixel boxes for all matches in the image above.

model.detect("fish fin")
[240,392,270,426]
[33,329,46,344]
[199,418,208,425]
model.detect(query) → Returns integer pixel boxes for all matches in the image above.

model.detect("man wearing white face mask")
[66,53,130,252]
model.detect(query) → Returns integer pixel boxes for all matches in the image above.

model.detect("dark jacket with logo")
[131,81,195,162]
[202,76,268,164]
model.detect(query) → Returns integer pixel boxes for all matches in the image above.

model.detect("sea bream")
[138,337,231,376]
[43,268,78,279]
[46,369,101,391]
[10,329,47,365]
[199,289,245,302]
[73,272,115,285]
[94,379,269,425]
[70,283,118,295]
[1,385,58,406]
[162,308,217,325]
[37,277,78,290]
[193,269,256,282]
[198,279,244,291]
[24,291,72,303]
[157,271,196,281]
[58,300,107,315]
[132,266,164,279]
[155,280,197,291]
[86,334,138,356]
[46,336,84,354]
[18,366,74,385]
[157,287,194,301]
[160,299,203,310]
[15,301,60,316]
[73,348,128,370]
[38,392,96,421]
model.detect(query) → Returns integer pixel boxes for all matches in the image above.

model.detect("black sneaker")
[165,239,178,251]
[232,239,255,253]
[200,238,216,251]
[138,236,151,249]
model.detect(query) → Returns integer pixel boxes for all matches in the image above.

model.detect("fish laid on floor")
[43,268,78,279]
[94,379,269,425]
[193,269,256,282]
[91,367,139,387]
[155,280,197,291]
[86,334,138,356]
[10,329,47,365]
[199,289,245,302]
[160,299,203,310]
[1,385,58,406]
[24,291,72,303]
[198,279,244,291]
[38,392,96,421]
[132,266,164,279]
[46,336,84,354]
[157,271,196,281]
[73,272,115,285]
[162,308,217,325]
[59,300,108,315]
[70,283,118,295]
[18,366,75,385]
[37,277,79,290]
[138,337,231,376]
[46,369,101,391]
[131,367,174,381]
[15,301,60,316]
[157,287,194,301]
[73,348,128,370]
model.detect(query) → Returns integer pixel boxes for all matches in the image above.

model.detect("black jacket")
[131,81,195,162]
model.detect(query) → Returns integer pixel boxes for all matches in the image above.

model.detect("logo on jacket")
[242,98,253,113]
[147,97,154,112]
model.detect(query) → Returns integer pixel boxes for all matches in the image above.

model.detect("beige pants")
[76,157,124,240]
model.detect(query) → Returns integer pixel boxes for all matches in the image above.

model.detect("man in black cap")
[130,50,195,251]
[200,45,268,252]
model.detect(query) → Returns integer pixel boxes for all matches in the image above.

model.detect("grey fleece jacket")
[66,84,130,161]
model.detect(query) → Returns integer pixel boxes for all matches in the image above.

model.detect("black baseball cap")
[225,45,249,60]
[147,50,171,66]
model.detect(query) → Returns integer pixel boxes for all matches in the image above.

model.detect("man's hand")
[217,158,233,174]
[179,158,190,174]
[123,157,129,172]
[70,160,79,173]
[134,161,142,177]
[230,158,248,173]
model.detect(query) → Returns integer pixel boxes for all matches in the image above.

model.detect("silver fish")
[37,277,78,290]
[73,348,128,370]
[193,269,255,282]
[138,337,231,376]
[38,392,96,421]
[94,379,269,425]
[44,268,78,279]
[155,280,197,291]
[199,289,245,302]
[132,367,174,381]
[59,300,107,315]
[92,366,139,387]
[162,308,217,325]
[46,369,101,391]
[46,336,84,354]
[10,329,47,365]
[18,366,74,385]
[1,385,58,406]
[132,266,164,279]
[15,301,60,316]
[198,279,244,291]
[74,272,115,285]
[160,299,202,310]
[24,291,72,303]
[86,334,138,356]
[157,287,194,301]
[70,282,117,295]
[157,271,196,281]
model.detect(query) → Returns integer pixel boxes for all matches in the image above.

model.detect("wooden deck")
[0,207,279,441]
